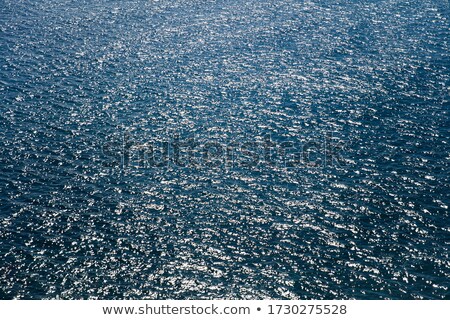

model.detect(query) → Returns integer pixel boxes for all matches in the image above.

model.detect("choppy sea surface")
[1,0,449,299]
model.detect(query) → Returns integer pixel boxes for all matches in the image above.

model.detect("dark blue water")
[1,0,449,299]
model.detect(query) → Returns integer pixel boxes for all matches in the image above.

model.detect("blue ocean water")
[0,0,449,299]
